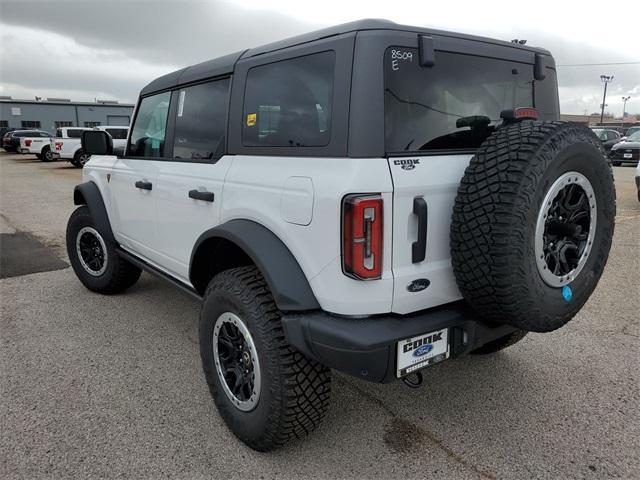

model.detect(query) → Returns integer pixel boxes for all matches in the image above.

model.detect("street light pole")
[600,75,614,125]
[622,95,631,128]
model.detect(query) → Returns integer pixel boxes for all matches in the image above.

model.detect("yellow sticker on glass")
[246,113,257,127]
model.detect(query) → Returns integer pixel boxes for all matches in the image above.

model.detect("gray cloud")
[1,0,638,115]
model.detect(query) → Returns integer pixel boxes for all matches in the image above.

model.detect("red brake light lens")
[513,107,539,120]
[342,194,383,280]
[55,142,63,150]
[25,139,32,146]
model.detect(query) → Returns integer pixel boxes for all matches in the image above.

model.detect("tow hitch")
[401,371,424,389]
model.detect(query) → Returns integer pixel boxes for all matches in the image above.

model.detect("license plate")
[624,153,632,158]
[396,328,449,378]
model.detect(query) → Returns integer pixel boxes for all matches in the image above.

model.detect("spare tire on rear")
[450,121,615,332]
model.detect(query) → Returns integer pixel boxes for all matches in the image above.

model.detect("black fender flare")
[73,181,115,243]
[190,220,320,311]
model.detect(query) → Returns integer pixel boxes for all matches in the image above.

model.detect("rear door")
[152,78,231,282]
[384,44,557,314]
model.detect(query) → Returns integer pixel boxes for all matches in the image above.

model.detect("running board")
[116,247,202,302]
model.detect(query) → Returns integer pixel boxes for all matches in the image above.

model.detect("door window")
[173,79,229,161]
[128,92,171,157]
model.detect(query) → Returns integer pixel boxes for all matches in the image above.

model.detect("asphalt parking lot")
[1,152,639,479]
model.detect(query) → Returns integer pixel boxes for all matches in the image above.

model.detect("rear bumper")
[51,152,61,159]
[282,302,519,383]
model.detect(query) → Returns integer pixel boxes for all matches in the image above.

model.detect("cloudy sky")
[1,0,638,116]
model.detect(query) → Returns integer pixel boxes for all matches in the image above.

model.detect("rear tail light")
[25,139,32,146]
[55,142,63,151]
[342,194,383,280]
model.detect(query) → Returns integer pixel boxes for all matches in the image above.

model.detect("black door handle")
[412,196,428,263]
[135,180,152,190]
[188,189,215,202]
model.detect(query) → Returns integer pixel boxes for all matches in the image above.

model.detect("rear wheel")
[199,266,331,451]
[40,145,53,162]
[73,149,91,168]
[451,121,615,332]
[66,206,141,294]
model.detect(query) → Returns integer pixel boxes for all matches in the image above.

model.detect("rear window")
[384,48,559,153]
[242,51,335,147]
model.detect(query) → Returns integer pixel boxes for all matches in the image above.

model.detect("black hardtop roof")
[140,19,552,96]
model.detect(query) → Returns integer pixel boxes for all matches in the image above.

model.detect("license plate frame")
[396,328,449,378]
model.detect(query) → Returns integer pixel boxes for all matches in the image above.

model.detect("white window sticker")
[11,107,21,116]
[177,90,186,117]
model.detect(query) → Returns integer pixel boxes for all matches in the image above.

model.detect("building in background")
[0,97,134,134]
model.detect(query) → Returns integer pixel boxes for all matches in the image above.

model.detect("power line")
[557,61,640,67]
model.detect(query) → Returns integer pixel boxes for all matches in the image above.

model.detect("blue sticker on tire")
[562,285,573,302]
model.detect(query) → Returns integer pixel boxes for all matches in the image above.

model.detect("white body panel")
[83,152,469,316]
[222,156,394,315]
[19,135,51,155]
[387,155,471,314]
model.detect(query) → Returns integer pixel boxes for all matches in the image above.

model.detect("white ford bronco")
[66,20,615,451]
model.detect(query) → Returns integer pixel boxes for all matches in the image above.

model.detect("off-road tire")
[40,145,53,162]
[451,121,615,332]
[199,266,331,451]
[66,206,141,294]
[470,330,528,355]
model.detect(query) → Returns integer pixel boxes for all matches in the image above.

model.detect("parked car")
[51,126,129,167]
[66,19,615,451]
[610,130,640,166]
[18,131,54,160]
[591,127,621,153]
[2,130,48,154]
[625,126,640,137]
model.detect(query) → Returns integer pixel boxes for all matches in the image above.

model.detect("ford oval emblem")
[407,278,430,293]
[413,344,433,357]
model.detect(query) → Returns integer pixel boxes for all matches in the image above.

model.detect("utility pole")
[622,95,631,128]
[600,75,614,124]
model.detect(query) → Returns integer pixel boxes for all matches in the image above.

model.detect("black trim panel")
[117,248,202,301]
[282,303,519,383]
[73,182,115,243]
[190,220,320,311]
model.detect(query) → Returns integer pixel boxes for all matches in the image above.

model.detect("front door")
[111,91,171,264]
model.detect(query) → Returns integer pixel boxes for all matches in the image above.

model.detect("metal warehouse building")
[0,97,134,133]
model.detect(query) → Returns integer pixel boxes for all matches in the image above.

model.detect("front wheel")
[199,266,331,451]
[66,206,141,294]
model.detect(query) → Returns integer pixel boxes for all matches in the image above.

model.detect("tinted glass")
[67,129,84,138]
[128,92,171,157]
[242,51,335,147]
[105,128,128,140]
[385,48,559,152]
[56,129,63,138]
[14,131,37,137]
[39,132,52,137]
[173,79,229,161]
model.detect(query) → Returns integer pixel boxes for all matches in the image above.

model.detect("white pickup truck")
[51,126,129,167]
[18,131,54,161]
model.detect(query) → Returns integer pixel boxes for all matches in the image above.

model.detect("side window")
[105,128,128,140]
[128,91,171,157]
[67,129,84,138]
[173,78,229,160]
[242,51,335,147]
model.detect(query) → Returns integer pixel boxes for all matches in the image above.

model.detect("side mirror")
[81,130,113,155]
[113,145,125,157]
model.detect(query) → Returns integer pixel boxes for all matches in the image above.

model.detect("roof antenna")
[511,39,527,45]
